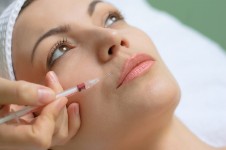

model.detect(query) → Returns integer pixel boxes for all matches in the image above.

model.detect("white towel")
[107,0,226,147]
[0,0,225,147]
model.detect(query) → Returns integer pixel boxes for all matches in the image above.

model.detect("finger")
[33,71,64,116]
[46,71,71,146]
[51,107,69,146]
[0,78,55,106]
[52,103,81,146]
[0,97,67,149]
[67,103,81,140]
[29,97,68,149]
[45,71,63,93]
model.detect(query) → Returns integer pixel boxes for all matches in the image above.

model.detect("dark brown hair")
[19,0,34,14]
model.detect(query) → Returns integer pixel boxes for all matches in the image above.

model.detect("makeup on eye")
[46,10,125,69]
[47,38,75,69]
[105,10,124,27]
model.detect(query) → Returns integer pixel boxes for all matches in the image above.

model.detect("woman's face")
[12,0,180,148]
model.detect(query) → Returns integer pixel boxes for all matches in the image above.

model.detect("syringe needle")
[0,77,100,124]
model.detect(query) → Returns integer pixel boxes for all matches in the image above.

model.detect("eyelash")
[47,10,125,69]
[105,10,124,27]
[47,38,74,68]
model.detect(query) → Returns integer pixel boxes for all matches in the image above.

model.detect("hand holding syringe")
[0,78,100,124]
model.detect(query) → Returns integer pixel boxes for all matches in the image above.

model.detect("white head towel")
[0,0,27,80]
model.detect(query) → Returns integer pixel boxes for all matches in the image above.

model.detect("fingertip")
[14,80,57,106]
[47,71,59,84]
[69,103,79,117]
[72,103,79,112]
[45,71,63,92]
[68,103,80,137]
[37,88,56,105]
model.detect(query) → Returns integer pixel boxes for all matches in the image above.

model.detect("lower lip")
[120,60,154,87]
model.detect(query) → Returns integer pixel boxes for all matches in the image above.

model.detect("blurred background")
[0,0,13,12]
[1,0,225,51]
[147,0,226,51]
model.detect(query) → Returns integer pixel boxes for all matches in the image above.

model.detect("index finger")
[0,78,55,106]
[0,97,67,149]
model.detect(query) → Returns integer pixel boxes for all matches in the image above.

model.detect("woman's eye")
[51,45,69,62]
[105,11,124,27]
[48,42,74,68]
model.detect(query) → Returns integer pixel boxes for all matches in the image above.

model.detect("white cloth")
[0,0,26,80]
[0,0,226,147]
[107,0,226,148]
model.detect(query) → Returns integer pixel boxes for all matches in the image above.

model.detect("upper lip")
[117,53,155,88]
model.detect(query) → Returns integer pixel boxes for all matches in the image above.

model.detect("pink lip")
[117,53,155,88]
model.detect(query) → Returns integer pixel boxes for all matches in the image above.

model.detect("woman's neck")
[149,117,216,150]
[120,117,222,150]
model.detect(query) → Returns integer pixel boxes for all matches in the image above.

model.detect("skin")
[0,72,80,150]
[11,0,226,149]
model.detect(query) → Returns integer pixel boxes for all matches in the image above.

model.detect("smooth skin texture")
[0,77,55,106]
[0,71,80,150]
[11,0,226,150]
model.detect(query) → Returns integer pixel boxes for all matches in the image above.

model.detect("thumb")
[0,78,55,106]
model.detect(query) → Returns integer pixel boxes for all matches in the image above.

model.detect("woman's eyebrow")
[88,0,103,16]
[31,0,104,62]
[31,25,70,62]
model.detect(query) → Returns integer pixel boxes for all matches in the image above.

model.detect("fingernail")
[38,89,55,104]
[49,71,58,83]
[73,104,79,116]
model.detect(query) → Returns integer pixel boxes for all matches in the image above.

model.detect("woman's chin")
[117,69,181,118]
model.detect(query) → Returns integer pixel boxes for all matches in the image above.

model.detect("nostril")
[108,46,114,55]
[121,40,128,47]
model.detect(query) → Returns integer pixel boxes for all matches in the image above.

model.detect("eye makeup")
[47,38,75,69]
[46,8,125,69]
[104,10,124,27]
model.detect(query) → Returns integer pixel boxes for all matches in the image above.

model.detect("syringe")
[0,78,100,124]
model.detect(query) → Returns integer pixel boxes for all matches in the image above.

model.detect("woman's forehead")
[19,0,107,24]
[17,0,103,32]
[23,0,94,14]
[13,0,108,62]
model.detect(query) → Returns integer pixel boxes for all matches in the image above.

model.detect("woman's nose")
[84,27,129,63]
